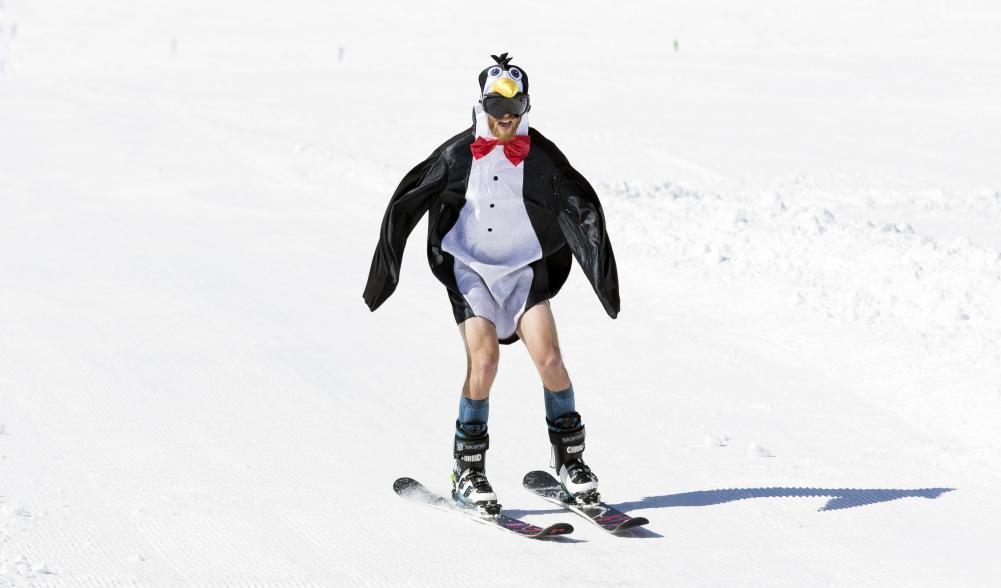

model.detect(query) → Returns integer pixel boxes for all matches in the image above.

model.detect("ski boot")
[451,427,501,517]
[548,411,600,505]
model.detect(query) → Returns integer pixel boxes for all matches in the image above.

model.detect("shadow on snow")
[507,486,955,519]
[617,486,956,512]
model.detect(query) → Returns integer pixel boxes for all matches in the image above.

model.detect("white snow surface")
[2,0,1001,586]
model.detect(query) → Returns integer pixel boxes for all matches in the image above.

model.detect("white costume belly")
[441,126,543,339]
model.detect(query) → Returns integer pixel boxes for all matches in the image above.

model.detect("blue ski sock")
[544,384,576,431]
[456,395,489,439]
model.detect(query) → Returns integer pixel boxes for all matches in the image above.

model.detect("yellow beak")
[491,77,519,98]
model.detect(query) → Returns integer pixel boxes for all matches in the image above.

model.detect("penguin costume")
[363,53,619,344]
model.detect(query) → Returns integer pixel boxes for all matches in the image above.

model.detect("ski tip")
[541,522,575,537]
[393,477,420,495]
[523,470,556,488]
[613,516,650,533]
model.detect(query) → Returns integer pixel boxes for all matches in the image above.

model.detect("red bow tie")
[470,135,531,167]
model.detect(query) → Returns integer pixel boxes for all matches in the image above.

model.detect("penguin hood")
[478,52,529,96]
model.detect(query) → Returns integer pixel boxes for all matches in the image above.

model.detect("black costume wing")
[363,151,448,311]
[528,127,620,316]
[552,158,620,319]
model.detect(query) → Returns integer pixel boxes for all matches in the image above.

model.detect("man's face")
[487,113,521,142]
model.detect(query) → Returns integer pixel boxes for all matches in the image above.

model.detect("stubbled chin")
[492,123,517,141]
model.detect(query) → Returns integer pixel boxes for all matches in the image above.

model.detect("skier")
[364,53,619,516]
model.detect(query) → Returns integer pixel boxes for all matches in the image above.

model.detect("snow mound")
[747,442,775,458]
[704,434,730,447]
[602,179,1001,332]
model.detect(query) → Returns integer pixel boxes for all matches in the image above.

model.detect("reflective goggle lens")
[482,94,530,117]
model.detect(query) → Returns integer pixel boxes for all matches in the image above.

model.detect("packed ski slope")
[2,0,1000,585]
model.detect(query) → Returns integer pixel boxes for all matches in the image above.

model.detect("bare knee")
[536,346,565,376]
[468,345,500,380]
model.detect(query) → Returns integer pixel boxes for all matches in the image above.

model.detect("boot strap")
[548,417,585,468]
[454,433,489,466]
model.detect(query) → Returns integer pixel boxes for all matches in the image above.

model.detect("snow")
[2,0,1000,585]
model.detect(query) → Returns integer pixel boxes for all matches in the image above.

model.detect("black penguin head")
[478,52,529,97]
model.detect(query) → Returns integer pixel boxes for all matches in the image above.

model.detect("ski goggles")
[481,93,530,118]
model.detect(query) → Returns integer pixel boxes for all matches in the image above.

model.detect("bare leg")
[458,317,500,400]
[517,302,599,497]
[453,318,500,506]
[516,301,572,391]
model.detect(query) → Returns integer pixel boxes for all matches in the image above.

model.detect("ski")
[393,477,574,539]
[522,470,649,534]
